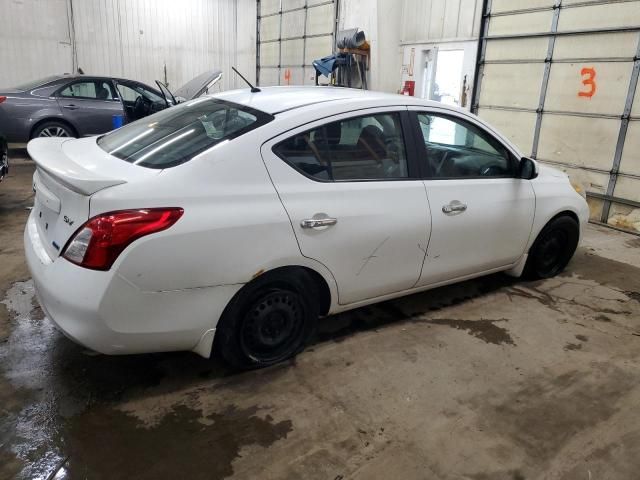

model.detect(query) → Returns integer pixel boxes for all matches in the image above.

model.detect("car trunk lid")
[28,136,156,259]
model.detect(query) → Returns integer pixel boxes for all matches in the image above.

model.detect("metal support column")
[471,0,492,114]
[66,0,78,73]
[531,0,562,159]
[601,33,640,222]
[256,0,261,86]
[278,0,283,85]
[302,0,309,84]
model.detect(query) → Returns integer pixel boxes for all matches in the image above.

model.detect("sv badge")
[63,215,75,227]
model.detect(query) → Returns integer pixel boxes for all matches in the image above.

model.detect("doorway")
[433,49,465,106]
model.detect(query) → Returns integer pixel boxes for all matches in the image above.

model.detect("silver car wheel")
[39,126,70,137]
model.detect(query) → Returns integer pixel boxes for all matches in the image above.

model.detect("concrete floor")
[2,155,640,480]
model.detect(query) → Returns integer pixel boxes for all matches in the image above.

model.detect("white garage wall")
[0,0,256,91]
[337,0,483,95]
[398,0,483,106]
[0,0,73,88]
[338,0,403,94]
[401,0,482,44]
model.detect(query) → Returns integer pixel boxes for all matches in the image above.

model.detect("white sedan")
[24,87,588,368]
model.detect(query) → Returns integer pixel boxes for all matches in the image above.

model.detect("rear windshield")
[13,75,61,91]
[97,98,273,169]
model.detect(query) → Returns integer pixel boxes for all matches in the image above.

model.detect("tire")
[524,215,579,279]
[214,270,319,369]
[31,121,76,139]
[0,139,7,181]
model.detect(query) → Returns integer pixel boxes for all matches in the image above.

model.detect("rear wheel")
[524,215,579,279]
[215,270,319,369]
[32,121,75,139]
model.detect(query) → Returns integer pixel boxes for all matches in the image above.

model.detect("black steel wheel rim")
[239,290,305,363]
[537,228,568,276]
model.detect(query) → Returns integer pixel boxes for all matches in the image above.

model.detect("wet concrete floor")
[2,156,640,479]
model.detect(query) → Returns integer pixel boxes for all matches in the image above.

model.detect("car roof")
[40,74,159,92]
[214,86,446,115]
[44,74,151,84]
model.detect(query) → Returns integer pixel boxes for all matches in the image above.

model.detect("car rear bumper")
[0,117,32,143]
[24,211,241,357]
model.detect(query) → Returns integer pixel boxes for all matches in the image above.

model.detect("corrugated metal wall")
[0,0,73,87]
[400,0,483,44]
[473,0,640,233]
[0,0,256,92]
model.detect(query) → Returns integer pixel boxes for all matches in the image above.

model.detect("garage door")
[257,0,337,86]
[472,0,640,233]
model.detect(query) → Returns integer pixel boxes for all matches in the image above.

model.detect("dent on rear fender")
[100,274,242,336]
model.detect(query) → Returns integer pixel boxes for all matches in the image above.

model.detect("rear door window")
[97,98,273,168]
[59,80,115,101]
[273,113,409,181]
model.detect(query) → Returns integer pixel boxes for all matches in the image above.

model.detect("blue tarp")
[312,53,350,77]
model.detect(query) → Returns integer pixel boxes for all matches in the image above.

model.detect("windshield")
[12,75,61,91]
[97,98,273,169]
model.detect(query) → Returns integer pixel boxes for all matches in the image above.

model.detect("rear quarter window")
[97,98,273,168]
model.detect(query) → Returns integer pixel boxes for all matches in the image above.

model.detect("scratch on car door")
[357,236,390,276]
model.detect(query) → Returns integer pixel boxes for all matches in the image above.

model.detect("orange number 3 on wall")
[578,67,596,98]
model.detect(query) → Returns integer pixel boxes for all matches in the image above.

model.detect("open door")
[155,81,176,108]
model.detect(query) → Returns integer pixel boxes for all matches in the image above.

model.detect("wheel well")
[553,210,579,225]
[300,267,332,316]
[530,210,580,251]
[245,266,332,316]
[30,118,78,139]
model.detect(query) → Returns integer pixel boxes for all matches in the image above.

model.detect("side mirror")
[519,157,538,180]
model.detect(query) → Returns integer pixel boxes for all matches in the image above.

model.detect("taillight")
[0,96,6,104]
[62,208,184,270]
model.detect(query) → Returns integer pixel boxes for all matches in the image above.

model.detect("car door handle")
[442,201,467,215]
[301,217,338,229]
[62,104,79,110]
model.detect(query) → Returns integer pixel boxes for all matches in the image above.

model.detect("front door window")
[416,113,515,178]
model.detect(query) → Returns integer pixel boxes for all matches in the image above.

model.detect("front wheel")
[524,215,579,279]
[215,271,319,369]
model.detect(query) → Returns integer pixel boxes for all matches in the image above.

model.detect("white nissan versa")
[24,87,588,368]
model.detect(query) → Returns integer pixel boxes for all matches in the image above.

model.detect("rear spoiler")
[27,138,126,195]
